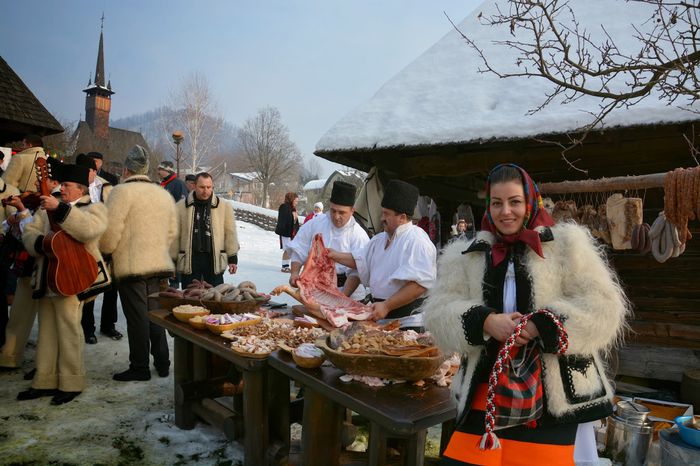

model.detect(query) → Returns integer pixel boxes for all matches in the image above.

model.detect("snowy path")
[0,221,299,465]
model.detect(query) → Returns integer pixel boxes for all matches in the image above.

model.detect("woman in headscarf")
[274,192,299,273]
[425,164,629,466]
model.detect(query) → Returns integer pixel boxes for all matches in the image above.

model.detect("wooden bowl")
[205,317,262,335]
[172,306,210,323]
[292,351,325,369]
[188,316,208,330]
[200,298,267,314]
[316,337,444,380]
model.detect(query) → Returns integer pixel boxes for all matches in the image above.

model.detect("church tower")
[83,16,114,140]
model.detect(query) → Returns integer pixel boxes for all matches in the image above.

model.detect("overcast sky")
[1,0,482,176]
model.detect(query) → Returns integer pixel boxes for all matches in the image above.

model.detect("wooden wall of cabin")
[609,188,700,384]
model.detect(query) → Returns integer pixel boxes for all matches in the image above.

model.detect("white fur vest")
[424,222,630,424]
[23,196,110,299]
[171,192,240,275]
[100,175,178,281]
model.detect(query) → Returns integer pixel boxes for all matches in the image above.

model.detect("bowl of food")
[172,304,210,323]
[675,415,700,448]
[188,315,208,330]
[204,313,262,335]
[292,343,326,369]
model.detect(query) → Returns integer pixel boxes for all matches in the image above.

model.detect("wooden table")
[268,350,457,466]
[149,310,290,466]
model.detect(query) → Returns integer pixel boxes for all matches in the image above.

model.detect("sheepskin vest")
[1,147,46,193]
[0,178,20,222]
[172,191,240,275]
[424,222,630,426]
[100,175,178,281]
[22,195,110,299]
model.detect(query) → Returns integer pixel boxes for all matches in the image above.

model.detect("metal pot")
[603,401,653,465]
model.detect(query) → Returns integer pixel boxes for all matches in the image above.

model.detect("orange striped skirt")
[441,384,576,466]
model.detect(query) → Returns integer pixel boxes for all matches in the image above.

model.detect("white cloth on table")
[287,213,369,278]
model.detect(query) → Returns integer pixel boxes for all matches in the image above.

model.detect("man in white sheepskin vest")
[18,163,109,405]
[172,171,239,288]
[100,145,178,382]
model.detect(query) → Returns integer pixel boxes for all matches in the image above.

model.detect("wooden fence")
[234,207,277,232]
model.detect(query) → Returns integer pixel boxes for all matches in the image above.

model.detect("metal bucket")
[603,401,653,465]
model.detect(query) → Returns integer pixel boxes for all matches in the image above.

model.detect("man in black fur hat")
[329,179,436,329]
[287,181,369,295]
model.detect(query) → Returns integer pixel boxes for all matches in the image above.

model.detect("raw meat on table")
[272,233,372,327]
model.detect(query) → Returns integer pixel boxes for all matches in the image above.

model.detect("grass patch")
[112,435,144,466]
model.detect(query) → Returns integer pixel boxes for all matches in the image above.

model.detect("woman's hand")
[483,312,522,343]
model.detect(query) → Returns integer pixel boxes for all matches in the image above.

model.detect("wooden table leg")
[402,430,427,466]
[267,367,291,465]
[192,344,209,380]
[302,387,344,466]
[368,421,389,466]
[242,369,268,466]
[173,335,196,429]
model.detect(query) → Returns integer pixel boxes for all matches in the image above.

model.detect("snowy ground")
[0,221,299,466]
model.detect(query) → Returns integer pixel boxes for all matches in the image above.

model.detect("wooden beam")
[539,173,667,194]
[617,343,700,382]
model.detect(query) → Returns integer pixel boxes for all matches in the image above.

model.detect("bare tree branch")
[237,107,302,207]
[447,0,700,168]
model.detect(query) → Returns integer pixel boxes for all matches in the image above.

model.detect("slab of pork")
[272,233,372,327]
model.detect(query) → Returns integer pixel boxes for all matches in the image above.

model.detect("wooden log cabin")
[314,1,700,394]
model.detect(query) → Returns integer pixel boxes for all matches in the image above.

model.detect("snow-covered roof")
[317,0,699,152]
[303,178,327,191]
[229,172,259,182]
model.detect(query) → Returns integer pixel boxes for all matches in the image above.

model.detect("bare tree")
[42,119,78,159]
[165,72,223,173]
[450,0,700,169]
[300,157,322,185]
[238,106,302,207]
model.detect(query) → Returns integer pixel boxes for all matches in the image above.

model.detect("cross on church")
[100,12,105,30]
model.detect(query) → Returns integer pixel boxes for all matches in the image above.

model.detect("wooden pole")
[538,173,667,194]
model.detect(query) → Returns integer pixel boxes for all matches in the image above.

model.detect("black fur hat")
[381,179,419,216]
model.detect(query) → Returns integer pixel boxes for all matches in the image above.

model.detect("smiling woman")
[425,163,631,465]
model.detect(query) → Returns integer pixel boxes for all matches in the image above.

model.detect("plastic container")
[675,416,700,448]
[659,427,700,466]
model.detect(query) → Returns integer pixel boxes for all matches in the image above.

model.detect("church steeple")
[83,14,114,140]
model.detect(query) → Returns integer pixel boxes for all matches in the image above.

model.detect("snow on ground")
[0,221,299,465]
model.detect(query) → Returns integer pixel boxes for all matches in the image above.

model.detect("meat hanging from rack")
[663,166,700,245]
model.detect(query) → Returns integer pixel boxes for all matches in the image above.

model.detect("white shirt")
[353,222,436,300]
[287,213,369,277]
[88,177,104,204]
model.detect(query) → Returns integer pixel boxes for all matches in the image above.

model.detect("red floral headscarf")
[480,164,554,265]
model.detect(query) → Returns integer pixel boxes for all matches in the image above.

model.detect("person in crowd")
[1,133,45,193]
[328,179,436,329]
[157,160,188,202]
[185,174,196,193]
[303,201,324,224]
[275,192,299,273]
[86,151,119,186]
[172,172,239,288]
[0,160,61,374]
[100,145,178,382]
[424,163,630,465]
[75,153,122,344]
[0,177,20,347]
[18,163,109,405]
[288,182,368,295]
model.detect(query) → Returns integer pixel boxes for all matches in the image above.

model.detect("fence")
[234,205,277,232]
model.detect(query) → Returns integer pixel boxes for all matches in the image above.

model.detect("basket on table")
[316,337,444,380]
[171,305,210,323]
[205,316,262,335]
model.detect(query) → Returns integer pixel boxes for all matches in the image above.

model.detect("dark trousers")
[118,277,169,373]
[80,287,119,337]
[180,252,224,289]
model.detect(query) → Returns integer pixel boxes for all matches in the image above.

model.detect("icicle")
[479,431,501,450]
